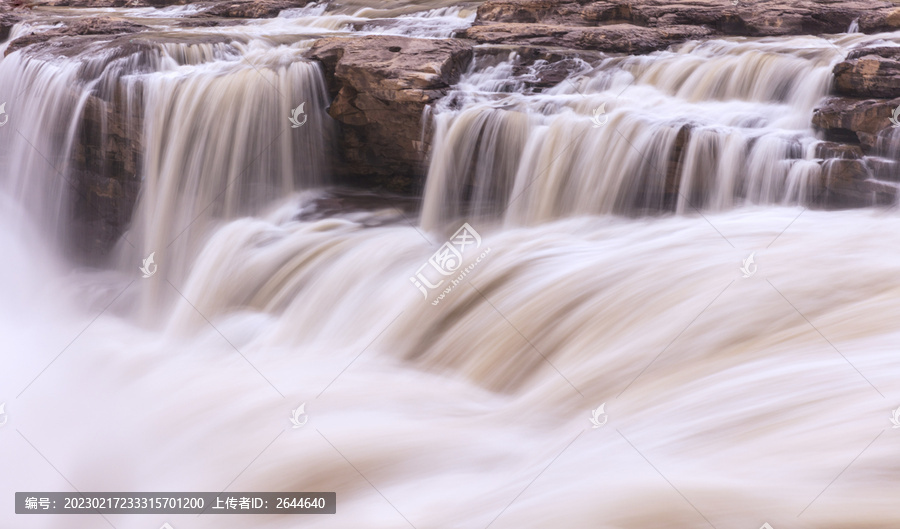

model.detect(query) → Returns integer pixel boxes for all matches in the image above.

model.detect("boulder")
[833,47,900,99]
[812,96,900,152]
[306,35,473,192]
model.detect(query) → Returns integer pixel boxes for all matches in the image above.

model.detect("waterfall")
[120,42,332,316]
[421,37,845,229]
[3,5,900,529]
[0,28,334,320]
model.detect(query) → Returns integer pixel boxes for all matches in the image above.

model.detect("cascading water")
[2,4,900,529]
[120,42,333,319]
[421,34,898,229]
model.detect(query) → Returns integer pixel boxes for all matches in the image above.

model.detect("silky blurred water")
[1,3,899,529]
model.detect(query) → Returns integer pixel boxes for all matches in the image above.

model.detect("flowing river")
[1,3,899,529]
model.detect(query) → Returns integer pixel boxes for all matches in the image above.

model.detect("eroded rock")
[201,0,302,18]
[306,35,473,191]
[5,17,147,56]
[0,9,22,41]
[834,46,900,99]
[812,96,900,151]
[473,0,900,36]
[461,23,711,54]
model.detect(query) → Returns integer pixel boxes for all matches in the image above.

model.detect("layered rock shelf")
[2,0,900,257]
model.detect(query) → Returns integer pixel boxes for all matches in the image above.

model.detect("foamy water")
[1,3,900,529]
[3,200,900,529]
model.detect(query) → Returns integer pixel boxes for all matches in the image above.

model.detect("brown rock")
[0,9,22,42]
[43,0,187,6]
[202,0,302,18]
[821,159,896,207]
[42,0,303,12]
[473,0,900,38]
[306,35,473,191]
[867,157,899,182]
[461,23,711,54]
[833,47,900,99]
[812,96,900,151]
[5,17,147,56]
[815,141,863,160]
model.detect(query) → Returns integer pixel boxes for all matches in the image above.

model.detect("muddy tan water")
[1,4,899,529]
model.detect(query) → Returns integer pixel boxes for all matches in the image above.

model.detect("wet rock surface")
[199,0,304,18]
[460,22,712,54]
[813,96,900,149]
[5,16,147,56]
[0,8,22,42]
[5,0,900,258]
[471,0,900,40]
[834,46,900,99]
[306,35,473,192]
[40,0,311,16]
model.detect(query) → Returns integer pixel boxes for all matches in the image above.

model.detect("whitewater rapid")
[3,197,900,529]
[2,3,900,529]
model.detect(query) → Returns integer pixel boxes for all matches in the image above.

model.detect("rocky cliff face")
[812,46,900,199]
[306,36,473,193]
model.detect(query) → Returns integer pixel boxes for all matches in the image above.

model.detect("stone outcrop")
[200,0,301,18]
[39,0,308,17]
[461,23,711,54]
[813,46,900,155]
[0,8,22,42]
[462,0,900,53]
[808,44,900,206]
[812,97,900,150]
[5,17,147,56]
[474,0,900,35]
[306,35,473,192]
[69,87,145,259]
[810,44,900,198]
[834,47,900,99]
